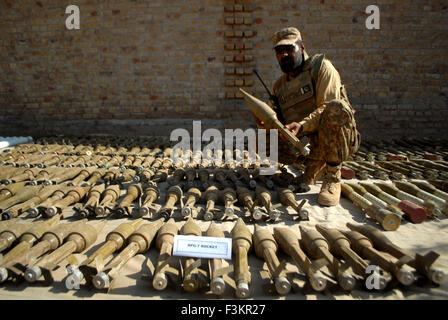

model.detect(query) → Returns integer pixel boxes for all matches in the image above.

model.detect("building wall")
[1,0,447,139]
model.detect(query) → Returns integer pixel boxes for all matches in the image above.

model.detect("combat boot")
[302,159,325,185]
[317,164,341,207]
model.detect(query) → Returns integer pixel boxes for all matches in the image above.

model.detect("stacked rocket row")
[0,136,313,223]
[332,138,447,231]
[0,217,445,297]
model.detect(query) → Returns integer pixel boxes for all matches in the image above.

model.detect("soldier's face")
[275,44,303,73]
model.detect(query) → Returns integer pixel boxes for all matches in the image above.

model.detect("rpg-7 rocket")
[24,220,107,284]
[182,188,202,218]
[153,219,178,291]
[299,225,357,291]
[315,224,391,291]
[253,225,291,295]
[65,219,144,288]
[203,186,219,221]
[0,219,87,283]
[0,215,60,281]
[92,218,164,290]
[180,217,204,292]
[137,182,160,218]
[347,222,446,284]
[230,218,252,299]
[239,88,308,156]
[273,227,328,292]
[205,222,226,295]
[95,185,121,217]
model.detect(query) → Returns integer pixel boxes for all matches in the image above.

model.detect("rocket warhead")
[239,88,308,156]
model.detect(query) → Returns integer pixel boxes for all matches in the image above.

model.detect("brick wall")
[0,0,447,139]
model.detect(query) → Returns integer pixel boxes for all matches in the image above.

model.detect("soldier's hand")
[285,122,302,136]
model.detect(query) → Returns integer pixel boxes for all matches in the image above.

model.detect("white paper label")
[172,235,232,260]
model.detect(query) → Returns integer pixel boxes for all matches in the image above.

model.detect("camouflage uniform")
[270,27,360,206]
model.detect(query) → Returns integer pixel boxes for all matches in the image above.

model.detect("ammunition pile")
[343,138,448,181]
[0,136,311,222]
[0,135,446,298]
[336,138,448,231]
[0,217,445,297]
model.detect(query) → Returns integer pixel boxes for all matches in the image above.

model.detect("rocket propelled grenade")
[93,218,164,290]
[237,186,266,221]
[182,188,202,218]
[0,185,42,215]
[27,186,70,218]
[221,188,237,217]
[65,219,144,288]
[114,183,142,216]
[2,184,60,220]
[315,224,391,291]
[159,185,183,220]
[0,181,28,202]
[137,182,160,218]
[346,222,446,284]
[411,180,448,202]
[76,184,105,218]
[45,186,90,217]
[342,229,416,286]
[299,225,357,291]
[205,222,226,295]
[84,168,106,186]
[255,186,280,220]
[203,186,219,221]
[153,218,179,291]
[253,225,291,295]
[24,220,107,284]
[375,182,441,218]
[67,168,94,186]
[95,184,120,217]
[180,217,203,292]
[0,222,35,253]
[0,215,60,282]
[273,227,327,291]
[394,181,448,215]
[0,219,87,283]
[359,182,427,224]
[341,184,401,231]
[230,218,252,299]
[277,188,309,221]
[239,88,309,156]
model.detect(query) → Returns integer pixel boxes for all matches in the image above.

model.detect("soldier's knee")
[321,99,353,127]
[324,99,349,116]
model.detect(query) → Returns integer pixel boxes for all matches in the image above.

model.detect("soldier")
[255,27,360,206]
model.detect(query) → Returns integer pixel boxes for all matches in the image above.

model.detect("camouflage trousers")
[276,99,361,166]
